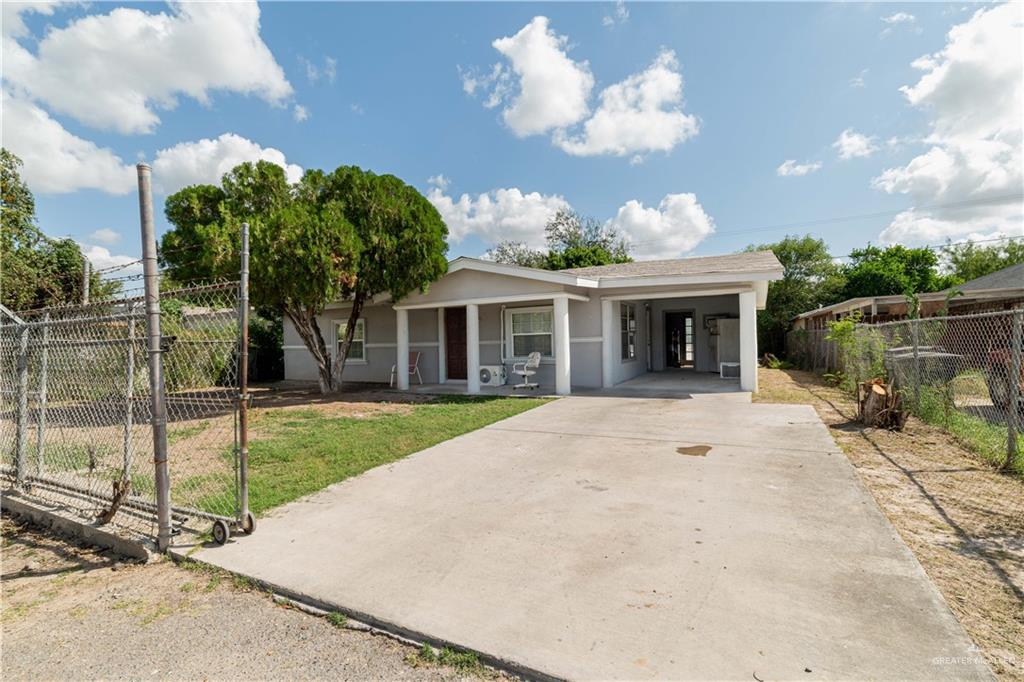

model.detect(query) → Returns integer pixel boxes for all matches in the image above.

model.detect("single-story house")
[792,262,1024,330]
[283,251,785,394]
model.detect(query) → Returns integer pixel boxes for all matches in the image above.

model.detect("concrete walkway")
[194,396,990,680]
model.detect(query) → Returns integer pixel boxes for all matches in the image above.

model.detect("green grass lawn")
[219,396,549,515]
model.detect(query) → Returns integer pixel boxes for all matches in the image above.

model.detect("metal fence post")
[1006,309,1022,471]
[35,313,49,475]
[82,259,90,305]
[237,222,252,529]
[138,162,172,551]
[911,319,921,410]
[15,323,29,486]
[124,303,137,476]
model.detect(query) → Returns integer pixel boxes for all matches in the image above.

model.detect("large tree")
[1,148,114,310]
[941,238,1024,282]
[840,244,955,300]
[486,209,632,270]
[744,235,846,354]
[160,161,447,393]
[317,166,448,385]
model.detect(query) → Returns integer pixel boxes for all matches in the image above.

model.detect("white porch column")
[437,308,447,384]
[739,290,758,392]
[396,308,410,390]
[601,299,615,388]
[466,303,480,394]
[554,296,571,395]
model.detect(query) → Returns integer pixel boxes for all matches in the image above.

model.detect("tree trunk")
[857,379,907,429]
[331,291,365,390]
[285,306,333,393]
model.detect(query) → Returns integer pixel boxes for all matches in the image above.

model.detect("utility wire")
[627,193,1024,248]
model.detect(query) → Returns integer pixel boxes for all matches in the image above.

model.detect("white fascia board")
[448,257,599,288]
[601,286,751,302]
[394,291,590,310]
[594,269,782,289]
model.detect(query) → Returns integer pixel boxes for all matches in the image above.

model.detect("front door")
[445,307,467,380]
[665,312,695,368]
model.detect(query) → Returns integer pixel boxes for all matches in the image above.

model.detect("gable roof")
[561,251,783,280]
[957,262,1024,291]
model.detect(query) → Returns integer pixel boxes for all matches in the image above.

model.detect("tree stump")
[857,379,907,430]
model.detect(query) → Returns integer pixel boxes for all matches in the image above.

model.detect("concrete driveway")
[193,395,989,680]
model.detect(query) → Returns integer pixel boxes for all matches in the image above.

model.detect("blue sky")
[4,1,1021,278]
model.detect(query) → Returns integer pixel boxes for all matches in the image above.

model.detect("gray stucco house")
[283,251,784,394]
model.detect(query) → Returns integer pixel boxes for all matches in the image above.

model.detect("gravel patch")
[1,515,503,681]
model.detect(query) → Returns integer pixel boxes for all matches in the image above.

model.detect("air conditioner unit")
[479,365,507,387]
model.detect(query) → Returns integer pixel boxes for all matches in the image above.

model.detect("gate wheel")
[241,511,256,535]
[212,519,231,545]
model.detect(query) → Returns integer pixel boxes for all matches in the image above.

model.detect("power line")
[627,193,1024,248]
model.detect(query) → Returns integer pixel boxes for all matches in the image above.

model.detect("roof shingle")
[561,250,783,279]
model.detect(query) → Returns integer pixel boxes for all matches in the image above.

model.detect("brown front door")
[445,307,467,380]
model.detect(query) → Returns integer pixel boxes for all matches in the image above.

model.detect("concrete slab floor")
[194,396,991,681]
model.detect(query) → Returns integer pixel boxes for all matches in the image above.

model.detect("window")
[508,307,553,358]
[621,303,637,360]
[336,319,366,362]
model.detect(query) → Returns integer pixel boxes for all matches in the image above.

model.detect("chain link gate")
[0,280,253,548]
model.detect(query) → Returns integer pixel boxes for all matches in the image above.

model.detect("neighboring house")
[792,262,1024,331]
[283,252,784,394]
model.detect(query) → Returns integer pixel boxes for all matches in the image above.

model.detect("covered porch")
[391,285,761,397]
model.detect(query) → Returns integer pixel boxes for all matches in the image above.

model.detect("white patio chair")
[390,351,423,387]
[513,351,542,390]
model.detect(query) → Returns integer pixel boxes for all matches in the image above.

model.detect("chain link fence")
[788,309,1023,474]
[0,281,247,543]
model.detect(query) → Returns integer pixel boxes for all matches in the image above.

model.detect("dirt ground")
[755,368,1024,679]
[0,515,503,681]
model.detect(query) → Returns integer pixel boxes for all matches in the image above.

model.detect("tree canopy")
[744,235,846,353]
[941,239,1024,283]
[840,244,956,300]
[1,148,114,310]
[486,209,631,270]
[160,161,448,392]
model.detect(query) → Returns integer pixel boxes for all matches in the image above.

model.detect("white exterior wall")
[280,272,763,390]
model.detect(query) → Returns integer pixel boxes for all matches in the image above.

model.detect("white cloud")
[777,160,823,177]
[485,16,594,137]
[608,193,715,258]
[849,69,868,88]
[4,1,293,135]
[881,12,916,24]
[833,128,878,160]
[300,55,337,85]
[2,1,70,39]
[873,3,1023,244]
[151,133,303,194]
[427,174,450,190]
[427,179,715,258]
[293,104,309,122]
[80,244,142,275]
[426,185,570,248]
[89,228,120,245]
[603,0,630,28]
[466,17,699,160]
[1,91,135,194]
[554,50,699,159]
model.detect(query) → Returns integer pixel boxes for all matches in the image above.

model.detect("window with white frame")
[336,319,366,362]
[507,307,553,358]
[621,303,637,360]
